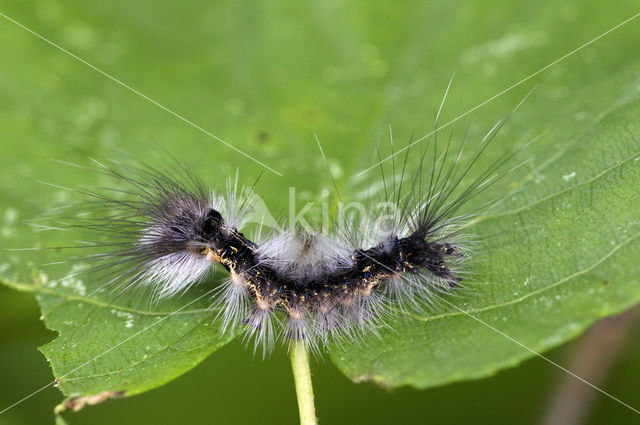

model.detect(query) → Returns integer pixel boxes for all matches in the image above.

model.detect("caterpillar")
[62,112,514,356]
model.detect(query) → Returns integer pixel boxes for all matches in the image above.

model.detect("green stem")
[289,340,317,425]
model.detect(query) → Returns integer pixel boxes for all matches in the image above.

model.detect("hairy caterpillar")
[56,111,515,356]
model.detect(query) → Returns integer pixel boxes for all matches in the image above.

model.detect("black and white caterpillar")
[67,120,511,355]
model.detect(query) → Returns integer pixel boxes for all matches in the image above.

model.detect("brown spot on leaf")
[353,373,392,390]
[254,131,271,144]
[56,390,126,413]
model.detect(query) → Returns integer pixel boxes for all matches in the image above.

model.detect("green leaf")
[1,0,639,412]
[1,279,236,411]
[330,61,640,388]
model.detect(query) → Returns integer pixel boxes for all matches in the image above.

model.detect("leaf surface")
[1,0,639,406]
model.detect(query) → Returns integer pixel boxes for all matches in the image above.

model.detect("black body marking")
[190,209,461,317]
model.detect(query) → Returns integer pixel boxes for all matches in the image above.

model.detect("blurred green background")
[1,0,639,424]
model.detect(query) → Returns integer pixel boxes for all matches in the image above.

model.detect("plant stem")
[289,340,317,425]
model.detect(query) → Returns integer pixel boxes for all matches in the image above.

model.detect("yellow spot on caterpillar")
[256,298,271,311]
